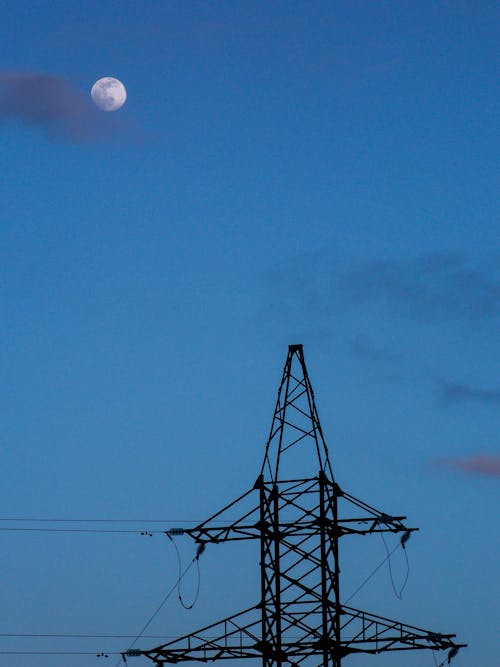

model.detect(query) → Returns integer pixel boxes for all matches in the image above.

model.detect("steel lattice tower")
[130,345,465,667]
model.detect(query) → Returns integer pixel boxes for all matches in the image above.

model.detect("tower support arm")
[179,486,262,544]
[139,606,263,664]
[338,605,467,656]
[339,488,419,536]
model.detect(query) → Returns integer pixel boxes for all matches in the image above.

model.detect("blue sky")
[0,2,498,666]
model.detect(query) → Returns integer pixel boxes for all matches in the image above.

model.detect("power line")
[0,632,304,640]
[344,542,401,604]
[0,517,229,535]
[0,518,226,523]
[0,633,182,639]
[112,553,198,667]
[0,527,166,534]
[0,650,121,655]
[0,556,200,662]
[167,532,201,610]
[380,530,410,600]
[0,541,403,641]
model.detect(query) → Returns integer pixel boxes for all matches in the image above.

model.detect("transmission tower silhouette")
[129,344,466,667]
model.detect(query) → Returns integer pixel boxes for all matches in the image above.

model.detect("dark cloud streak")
[337,253,500,323]
[349,337,400,364]
[440,382,500,406]
[264,251,500,328]
[0,71,122,142]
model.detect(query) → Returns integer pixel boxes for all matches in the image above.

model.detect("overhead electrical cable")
[344,542,401,604]
[113,545,199,667]
[166,532,202,610]
[0,633,186,639]
[0,650,121,655]
[380,530,410,600]
[0,527,166,534]
[1,544,200,662]
[0,517,227,523]
[0,632,301,640]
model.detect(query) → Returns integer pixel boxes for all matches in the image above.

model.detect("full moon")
[91,77,127,111]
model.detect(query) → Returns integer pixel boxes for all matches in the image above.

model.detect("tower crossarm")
[130,603,466,665]
[177,480,419,544]
[176,486,262,544]
[337,488,418,537]
[338,605,467,657]
[335,516,418,537]
[137,606,263,664]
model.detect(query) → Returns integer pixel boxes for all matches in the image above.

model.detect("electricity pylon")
[131,345,466,666]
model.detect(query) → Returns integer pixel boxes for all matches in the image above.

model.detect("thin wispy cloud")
[337,253,500,323]
[349,337,400,364]
[0,71,123,142]
[436,454,500,478]
[262,252,499,409]
[440,382,500,407]
[264,251,500,327]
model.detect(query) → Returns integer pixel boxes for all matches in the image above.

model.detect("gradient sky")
[1,2,498,667]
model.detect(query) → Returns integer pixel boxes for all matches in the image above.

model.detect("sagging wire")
[379,528,411,600]
[344,541,401,604]
[112,542,201,667]
[431,646,461,666]
[432,648,445,667]
[166,531,204,610]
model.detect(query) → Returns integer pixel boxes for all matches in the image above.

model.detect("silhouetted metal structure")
[132,345,465,666]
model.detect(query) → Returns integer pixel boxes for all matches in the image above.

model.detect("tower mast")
[130,345,465,666]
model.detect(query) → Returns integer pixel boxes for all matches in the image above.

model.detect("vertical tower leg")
[258,479,283,667]
[319,471,341,667]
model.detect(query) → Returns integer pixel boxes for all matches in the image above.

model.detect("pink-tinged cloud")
[438,454,500,478]
[0,71,124,142]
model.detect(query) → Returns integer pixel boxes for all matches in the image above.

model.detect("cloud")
[437,454,500,478]
[440,382,500,406]
[349,337,400,364]
[264,252,500,329]
[337,253,500,323]
[0,71,122,142]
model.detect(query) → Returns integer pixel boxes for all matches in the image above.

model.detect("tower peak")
[261,344,333,482]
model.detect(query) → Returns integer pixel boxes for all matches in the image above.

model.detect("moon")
[91,77,127,111]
